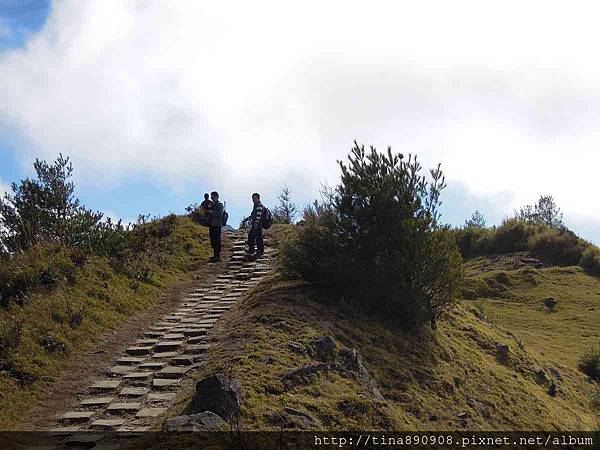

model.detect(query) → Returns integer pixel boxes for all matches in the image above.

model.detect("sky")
[0,1,599,242]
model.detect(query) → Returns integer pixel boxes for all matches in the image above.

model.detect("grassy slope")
[181,225,599,431]
[0,216,211,428]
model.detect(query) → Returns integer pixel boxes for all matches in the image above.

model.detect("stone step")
[151,351,179,359]
[155,366,189,379]
[136,407,168,418]
[59,411,94,423]
[135,339,158,346]
[139,362,165,370]
[171,356,194,366]
[107,402,141,413]
[148,392,176,402]
[119,387,149,397]
[182,328,207,337]
[108,366,134,376]
[116,357,145,365]
[154,341,183,352]
[125,347,152,356]
[90,380,121,391]
[80,397,113,406]
[187,336,209,345]
[185,344,210,354]
[123,371,153,380]
[90,419,124,430]
[162,333,185,340]
[152,378,180,389]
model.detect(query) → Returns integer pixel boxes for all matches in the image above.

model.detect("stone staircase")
[46,230,276,434]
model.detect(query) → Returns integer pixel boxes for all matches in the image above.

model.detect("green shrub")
[492,218,538,254]
[280,143,463,329]
[578,343,600,381]
[0,321,22,362]
[580,246,600,276]
[527,228,585,266]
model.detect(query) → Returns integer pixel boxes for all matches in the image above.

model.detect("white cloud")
[0,178,8,198]
[0,0,600,231]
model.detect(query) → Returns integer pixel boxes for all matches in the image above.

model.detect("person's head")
[204,193,209,200]
[252,192,260,204]
[211,191,219,201]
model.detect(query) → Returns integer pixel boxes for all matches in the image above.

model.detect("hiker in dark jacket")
[200,193,213,211]
[247,192,264,257]
[206,191,224,262]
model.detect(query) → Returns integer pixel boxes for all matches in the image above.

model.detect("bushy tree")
[465,210,486,228]
[281,142,463,330]
[272,185,298,224]
[517,195,563,228]
[0,154,120,254]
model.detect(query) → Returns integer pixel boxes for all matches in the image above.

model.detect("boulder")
[544,297,558,311]
[288,342,307,356]
[496,344,510,364]
[549,367,563,381]
[284,363,330,383]
[535,369,549,386]
[283,407,321,429]
[338,348,384,401]
[190,374,242,420]
[162,412,225,431]
[311,336,337,362]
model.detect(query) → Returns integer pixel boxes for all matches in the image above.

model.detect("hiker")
[200,193,213,211]
[247,192,265,258]
[205,191,224,262]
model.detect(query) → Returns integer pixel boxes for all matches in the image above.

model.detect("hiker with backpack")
[247,192,272,258]
[206,191,224,262]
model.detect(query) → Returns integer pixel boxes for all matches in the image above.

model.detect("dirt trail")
[17,229,276,437]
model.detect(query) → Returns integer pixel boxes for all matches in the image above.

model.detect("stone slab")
[125,347,152,356]
[136,407,168,418]
[90,419,124,429]
[59,411,94,422]
[152,378,180,389]
[108,366,134,375]
[156,366,189,379]
[116,357,144,365]
[91,380,121,391]
[185,344,210,354]
[154,341,183,351]
[119,387,149,397]
[123,371,153,380]
[147,393,176,402]
[80,397,113,406]
[107,402,141,412]
[162,333,185,340]
[151,351,179,359]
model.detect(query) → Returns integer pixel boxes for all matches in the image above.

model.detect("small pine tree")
[465,210,486,228]
[272,185,298,224]
[516,195,563,228]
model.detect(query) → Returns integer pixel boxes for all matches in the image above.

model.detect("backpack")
[222,202,229,227]
[261,206,273,229]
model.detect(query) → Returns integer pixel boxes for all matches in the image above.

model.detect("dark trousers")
[248,226,264,254]
[209,226,221,257]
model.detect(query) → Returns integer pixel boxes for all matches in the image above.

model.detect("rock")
[467,398,486,411]
[535,369,549,386]
[428,414,438,421]
[162,412,225,431]
[283,407,321,429]
[288,342,306,355]
[547,381,557,397]
[190,374,242,420]
[544,297,558,311]
[549,367,562,381]
[311,336,337,361]
[496,344,510,364]
[284,363,330,383]
[338,348,385,401]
